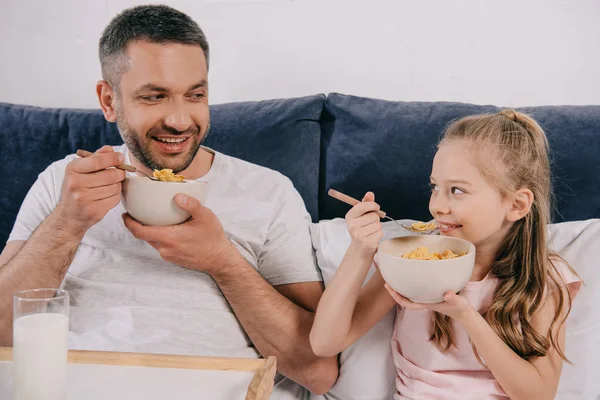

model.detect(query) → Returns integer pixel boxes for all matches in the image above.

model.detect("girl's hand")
[384,284,475,322]
[345,192,383,257]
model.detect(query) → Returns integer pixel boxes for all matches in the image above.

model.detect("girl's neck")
[471,263,491,282]
[471,245,498,282]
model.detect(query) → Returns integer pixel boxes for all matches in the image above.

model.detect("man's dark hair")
[99,5,210,89]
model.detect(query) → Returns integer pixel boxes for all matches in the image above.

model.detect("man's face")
[114,40,209,173]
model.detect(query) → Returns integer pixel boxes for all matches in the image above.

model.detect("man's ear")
[506,188,534,222]
[96,80,117,122]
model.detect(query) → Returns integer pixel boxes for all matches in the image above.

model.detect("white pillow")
[309,218,419,400]
[549,219,600,400]
[310,218,600,400]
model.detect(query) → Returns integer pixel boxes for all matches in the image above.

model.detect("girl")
[310,110,581,399]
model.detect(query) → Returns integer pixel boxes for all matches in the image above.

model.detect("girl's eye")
[429,183,439,192]
[451,187,465,195]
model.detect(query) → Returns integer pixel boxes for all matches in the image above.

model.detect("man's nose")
[164,103,193,133]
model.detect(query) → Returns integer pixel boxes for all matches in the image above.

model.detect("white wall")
[1,0,599,108]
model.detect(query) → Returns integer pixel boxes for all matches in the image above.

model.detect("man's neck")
[178,147,215,180]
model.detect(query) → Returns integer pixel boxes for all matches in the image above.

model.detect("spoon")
[76,149,160,181]
[327,189,438,234]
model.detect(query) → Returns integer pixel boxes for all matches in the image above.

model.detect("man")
[0,5,338,398]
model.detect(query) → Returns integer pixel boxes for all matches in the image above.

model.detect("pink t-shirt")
[391,262,582,400]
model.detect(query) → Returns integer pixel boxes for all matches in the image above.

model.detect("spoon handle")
[328,189,387,218]
[76,149,137,173]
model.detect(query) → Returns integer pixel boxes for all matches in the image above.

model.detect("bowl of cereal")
[121,169,207,226]
[376,235,475,303]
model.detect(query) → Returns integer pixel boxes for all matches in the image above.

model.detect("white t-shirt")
[8,145,321,399]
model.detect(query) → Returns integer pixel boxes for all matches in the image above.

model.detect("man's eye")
[141,95,163,101]
[190,93,205,100]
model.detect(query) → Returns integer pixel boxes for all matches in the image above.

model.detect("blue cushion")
[0,95,324,251]
[206,96,323,222]
[0,105,118,253]
[320,93,600,223]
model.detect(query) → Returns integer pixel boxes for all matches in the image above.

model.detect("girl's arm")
[311,251,396,357]
[310,193,397,357]
[457,286,570,400]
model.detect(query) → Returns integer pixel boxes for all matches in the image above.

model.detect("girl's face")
[429,141,514,253]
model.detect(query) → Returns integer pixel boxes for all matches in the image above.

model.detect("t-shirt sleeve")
[257,177,322,287]
[7,160,66,243]
[549,257,582,301]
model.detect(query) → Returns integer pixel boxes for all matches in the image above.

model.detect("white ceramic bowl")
[377,235,476,303]
[121,176,208,226]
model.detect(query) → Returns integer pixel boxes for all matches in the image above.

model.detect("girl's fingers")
[444,291,463,303]
[384,284,428,310]
[362,191,375,202]
[361,220,382,237]
[347,213,380,240]
[351,212,380,228]
[346,201,381,220]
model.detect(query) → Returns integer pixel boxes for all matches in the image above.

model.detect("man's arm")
[0,242,24,272]
[0,147,126,345]
[0,215,84,345]
[213,262,339,395]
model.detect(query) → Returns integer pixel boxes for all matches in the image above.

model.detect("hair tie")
[500,109,519,122]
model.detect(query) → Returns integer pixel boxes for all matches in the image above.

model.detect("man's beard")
[115,105,208,174]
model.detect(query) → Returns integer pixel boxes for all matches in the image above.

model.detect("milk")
[13,313,69,400]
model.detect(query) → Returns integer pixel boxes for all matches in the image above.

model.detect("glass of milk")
[13,289,69,400]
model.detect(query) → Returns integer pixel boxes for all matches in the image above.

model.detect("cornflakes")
[410,221,437,232]
[153,169,186,182]
[402,246,465,260]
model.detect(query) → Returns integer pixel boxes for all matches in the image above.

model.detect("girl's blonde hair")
[431,109,578,361]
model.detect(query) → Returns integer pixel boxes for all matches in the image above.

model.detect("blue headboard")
[319,93,600,223]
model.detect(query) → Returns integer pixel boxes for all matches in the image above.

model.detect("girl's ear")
[507,188,534,222]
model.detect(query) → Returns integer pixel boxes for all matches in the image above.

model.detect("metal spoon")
[76,149,160,181]
[327,189,438,234]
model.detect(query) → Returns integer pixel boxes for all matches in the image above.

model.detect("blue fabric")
[205,96,324,222]
[0,105,120,253]
[0,95,324,252]
[320,93,600,223]
[2,93,599,253]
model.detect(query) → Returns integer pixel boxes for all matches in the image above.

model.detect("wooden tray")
[0,347,276,400]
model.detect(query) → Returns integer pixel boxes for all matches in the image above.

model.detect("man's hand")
[123,193,239,275]
[56,145,126,235]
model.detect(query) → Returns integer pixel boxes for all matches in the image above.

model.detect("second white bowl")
[377,235,476,303]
